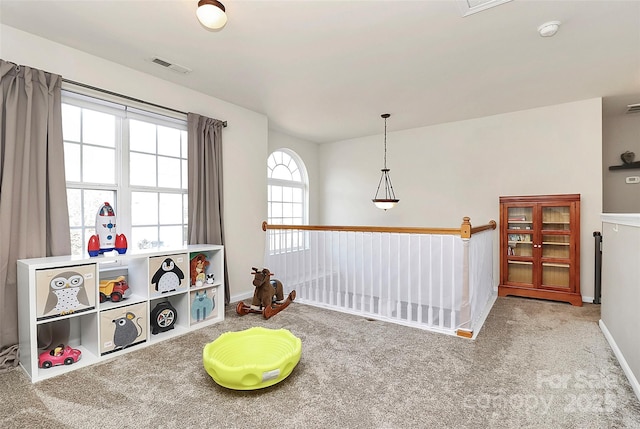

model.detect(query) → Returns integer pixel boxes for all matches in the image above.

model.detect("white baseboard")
[582,295,595,303]
[229,291,253,304]
[599,319,640,402]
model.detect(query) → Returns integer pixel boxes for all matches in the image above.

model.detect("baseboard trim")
[229,291,253,304]
[599,319,640,402]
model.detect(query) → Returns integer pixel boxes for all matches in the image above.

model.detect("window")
[267,149,308,253]
[62,91,188,256]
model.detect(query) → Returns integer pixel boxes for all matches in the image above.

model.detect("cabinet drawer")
[35,264,97,320]
[99,302,147,355]
[148,254,189,296]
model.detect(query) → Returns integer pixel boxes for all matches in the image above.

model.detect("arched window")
[267,149,308,252]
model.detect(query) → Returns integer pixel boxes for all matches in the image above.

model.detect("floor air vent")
[150,57,192,74]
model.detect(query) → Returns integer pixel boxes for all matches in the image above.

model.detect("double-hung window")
[267,149,308,253]
[62,91,188,256]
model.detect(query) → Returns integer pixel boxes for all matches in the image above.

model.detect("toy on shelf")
[236,267,296,319]
[87,202,128,257]
[150,301,178,335]
[99,276,131,303]
[38,344,82,368]
[190,253,210,287]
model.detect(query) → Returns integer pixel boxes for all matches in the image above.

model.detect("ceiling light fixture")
[538,21,561,37]
[372,114,399,211]
[197,0,228,30]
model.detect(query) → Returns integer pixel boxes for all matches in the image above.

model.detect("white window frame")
[267,149,308,254]
[62,89,188,256]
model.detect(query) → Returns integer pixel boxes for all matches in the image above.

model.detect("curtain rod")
[61,78,228,128]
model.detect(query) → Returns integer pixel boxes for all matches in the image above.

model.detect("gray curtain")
[187,113,229,305]
[0,60,71,371]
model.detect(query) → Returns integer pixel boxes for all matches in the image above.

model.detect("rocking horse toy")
[236,267,296,319]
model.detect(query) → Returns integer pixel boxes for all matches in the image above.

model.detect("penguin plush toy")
[152,258,185,293]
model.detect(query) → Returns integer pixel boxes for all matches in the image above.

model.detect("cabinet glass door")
[542,263,570,289]
[542,235,570,258]
[541,206,571,289]
[508,261,533,284]
[506,207,533,257]
[506,206,534,285]
[542,206,570,231]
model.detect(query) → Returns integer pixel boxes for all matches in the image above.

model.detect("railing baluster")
[396,234,401,319]
[337,232,342,307]
[322,231,327,305]
[450,236,457,329]
[378,233,382,317]
[428,235,433,326]
[439,236,444,330]
[386,233,392,318]
[417,235,422,324]
[406,234,412,322]
[329,231,334,306]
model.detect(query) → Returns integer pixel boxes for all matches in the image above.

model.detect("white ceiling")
[1,0,639,143]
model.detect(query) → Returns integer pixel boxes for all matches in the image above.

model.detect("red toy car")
[38,345,82,368]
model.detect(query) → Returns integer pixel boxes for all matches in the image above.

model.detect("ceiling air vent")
[626,103,640,114]
[457,0,513,16]
[150,57,192,74]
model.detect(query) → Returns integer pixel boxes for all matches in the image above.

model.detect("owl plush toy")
[44,271,90,315]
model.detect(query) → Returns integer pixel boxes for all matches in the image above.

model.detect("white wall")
[319,99,603,300]
[1,24,267,302]
[600,214,640,400]
[268,129,320,224]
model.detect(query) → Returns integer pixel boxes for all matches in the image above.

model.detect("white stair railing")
[263,218,496,337]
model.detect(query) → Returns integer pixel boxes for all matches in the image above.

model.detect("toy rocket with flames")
[87,202,128,257]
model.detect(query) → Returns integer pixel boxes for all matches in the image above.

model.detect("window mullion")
[119,116,132,243]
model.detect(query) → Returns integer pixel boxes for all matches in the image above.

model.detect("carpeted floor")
[1,296,639,428]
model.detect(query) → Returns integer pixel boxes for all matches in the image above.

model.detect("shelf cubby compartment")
[189,285,220,327]
[148,293,189,343]
[97,264,147,312]
[188,250,221,289]
[34,313,99,382]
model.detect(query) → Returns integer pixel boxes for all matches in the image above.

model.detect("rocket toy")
[87,202,128,257]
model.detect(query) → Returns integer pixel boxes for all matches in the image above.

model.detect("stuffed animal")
[190,253,210,287]
[250,267,284,310]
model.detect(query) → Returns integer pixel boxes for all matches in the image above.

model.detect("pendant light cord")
[383,116,388,169]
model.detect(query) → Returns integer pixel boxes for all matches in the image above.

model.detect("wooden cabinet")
[18,245,224,382]
[498,194,581,306]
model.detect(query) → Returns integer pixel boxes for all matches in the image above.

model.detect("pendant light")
[197,0,228,30]
[372,113,399,210]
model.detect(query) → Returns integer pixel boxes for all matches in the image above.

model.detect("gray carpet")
[1,296,639,428]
